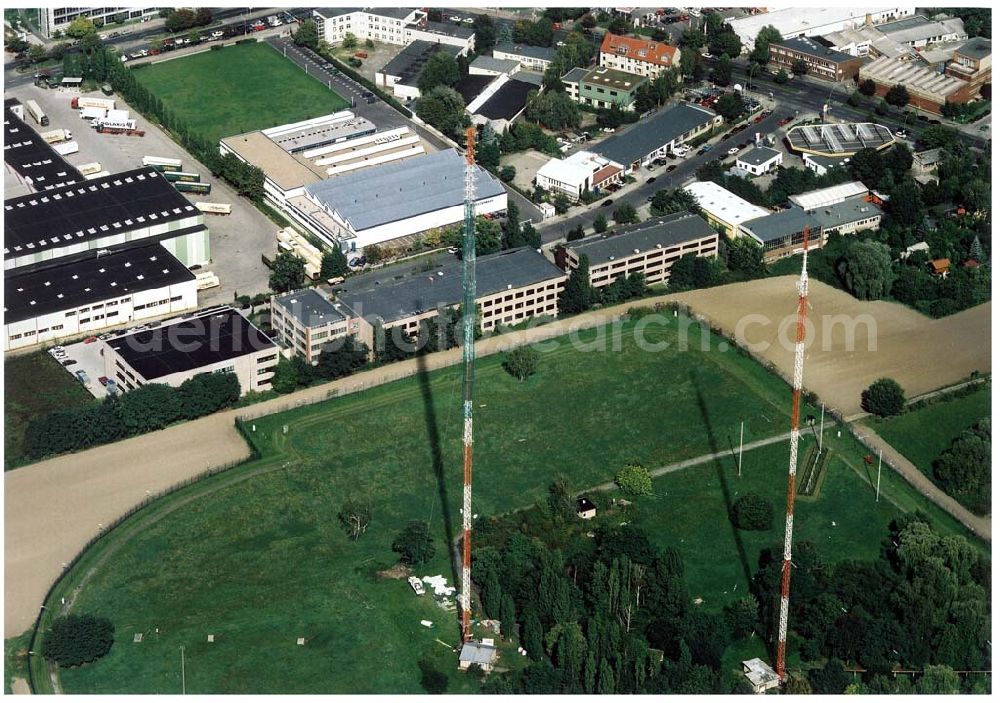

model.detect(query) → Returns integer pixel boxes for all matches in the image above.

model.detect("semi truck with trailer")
[25,99,49,126]
[173,181,211,194]
[93,118,138,131]
[71,96,115,111]
[162,171,202,183]
[142,156,183,172]
[40,129,73,144]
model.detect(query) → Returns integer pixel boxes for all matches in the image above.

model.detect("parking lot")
[46,336,111,400]
[7,83,278,306]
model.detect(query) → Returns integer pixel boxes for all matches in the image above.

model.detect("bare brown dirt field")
[6,276,990,639]
[672,277,992,418]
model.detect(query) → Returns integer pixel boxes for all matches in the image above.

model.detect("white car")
[727,146,740,155]
[701,52,712,59]
[463,17,474,24]
[450,15,462,21]
[211,30,224,39]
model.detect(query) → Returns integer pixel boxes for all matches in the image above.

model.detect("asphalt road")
[536,107,785,241]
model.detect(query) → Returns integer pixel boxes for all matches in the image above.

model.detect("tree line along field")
[131,41,350,144]
[4,351,93,470]
[864,385,990,481]
[45,318,982,694]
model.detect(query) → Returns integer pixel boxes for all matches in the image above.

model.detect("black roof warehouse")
[4,98,84,192]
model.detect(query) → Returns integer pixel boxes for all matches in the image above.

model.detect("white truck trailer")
[40,128,73,144]
[71,96,116,110]
[52,141,80,156]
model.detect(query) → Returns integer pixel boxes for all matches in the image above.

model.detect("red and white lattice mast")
[776,227,810,681]
[459,127,477,643]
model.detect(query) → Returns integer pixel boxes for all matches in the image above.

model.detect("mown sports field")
[132,41,350,143]
[42,317,981,694]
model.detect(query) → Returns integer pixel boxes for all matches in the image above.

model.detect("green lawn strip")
[4,631,31,694]
[4,351,93,470]
[44,320,984,693]
[133,42,349,143]
[863,386,990,480]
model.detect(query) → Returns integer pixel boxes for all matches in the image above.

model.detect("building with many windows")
[859,53,985,113]
[102,306,280,395]
[313,8,475,52]
[270,288,370,362]
[38,7,160,37]
[562,67,647,110]
[739,207,824,260]
[768,36,863,82]
[4,242,197,352]
[556,212,719,288]
[599,33,679,79]
[336,247,566,339]
[492,42,556,72]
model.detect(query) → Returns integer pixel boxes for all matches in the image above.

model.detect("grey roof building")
[739,147,782,167]
[272,288,350,328]
[304,149,506,235]
[313,7,363,19]
[740,207,823,253]
[956,37,991,61]
[337,247,565,326]
[469,55,520,75]
[808,195,884,233]
[379,40,463,88]
[494,42,557,62]
[423,19,475,40]
[594,102,721,170]
[561,66,590,83]
[568,211,717,262]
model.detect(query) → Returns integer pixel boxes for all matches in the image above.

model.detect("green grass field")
[133,41,350,143]
[4,351,94,470]
[863,385,990,480]
[44,319,982,694]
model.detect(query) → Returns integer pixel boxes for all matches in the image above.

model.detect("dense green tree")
[177,372,240,420]
[749,25,781,66]
[886,83,911,107]
[342,32,358,49]
[522,609,545,659]
[729,493,774,530]
[713,92,743,120]
[418,658,449,694]
[115,383,182,434]
[885,179,923,228]
[525,89,581,129]
[320,249,349,279]
[498,165,516,182]
[727,235,765,275]
[810,658,850,694]
[613,201,638,224]
[567,223,586,241]
[615,463,652,495]
[269,356,300,394]
[503,346,540,381]
[774,68,789,84]
[268,251,306,293]
[473,14,497,53]
[552,192,571,215]
[417,51,460,94]
[791,58,809,76]
[858,78,877,96]
[861,377,906,417]
[933,419,990,515]
[711,53,732,86]
[839,239,894,300]
[558,254,594,314]
[918,664,961,694]
[847,90,863,107]
[337,497,372,540]
[650,188,700,217]
[316,336,369,381]
[416,85,468,138]
[293,19,319,50]
[65,17,97,38]
[392,521,436,565]
[593,213,608,234]
[42,614,114,667]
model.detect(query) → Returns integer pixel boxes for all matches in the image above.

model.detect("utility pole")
[459,126,477,644]
[738,420,744,477]
[819,402,825,452]
[776,227,811,683]
[876,450,882,502]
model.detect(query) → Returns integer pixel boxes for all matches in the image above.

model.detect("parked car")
[448,247,459,255]
[75,370,91,385]
[98,376,109,386]
[84,336,98,344]
[701,52,712,59]
[601,199,614,207]
[61,359,78,366]
[667,164,677,172]
[646,176,656,184]
[728,146,740,155]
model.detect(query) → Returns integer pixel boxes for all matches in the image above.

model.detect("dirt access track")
[673,277,991,418]
[5,277,990,638]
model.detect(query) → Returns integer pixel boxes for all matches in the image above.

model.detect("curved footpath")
[5,279,991,638]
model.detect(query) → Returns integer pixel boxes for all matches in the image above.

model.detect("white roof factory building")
[536,151,621,201]
[684,181,770,238]
[729,7,916,48]
[289,149,507,252]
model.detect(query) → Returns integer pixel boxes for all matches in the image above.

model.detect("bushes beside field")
[24,372,240,460]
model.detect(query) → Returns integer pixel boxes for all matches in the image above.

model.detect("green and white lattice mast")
[460,127,477,642]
